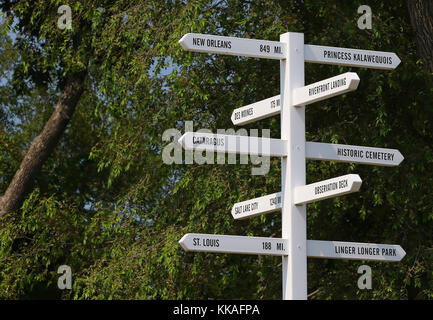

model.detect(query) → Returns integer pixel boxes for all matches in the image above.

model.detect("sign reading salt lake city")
[176,32,405,300]
[232,192,282,220]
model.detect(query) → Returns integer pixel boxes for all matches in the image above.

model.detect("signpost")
[178,132,287,157]
[231,192,282,220]
[306,142,404,166]
[231,95,281,126]
[179,233,288,256]
[292,72,360,106]
[179,33,286,60]
[179,235,406,262]
[304,44,401,70]
[294,174,362,205]
[307,240,406,262]
[177,31,405,300]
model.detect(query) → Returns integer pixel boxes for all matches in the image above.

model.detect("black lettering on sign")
[193,238,200,246]
[276,243,284,251]
[260,44,270,53]
[274,46,282,54]
[335,245,355,255]
[357,247,379,255]
[381,248,396,256]
[262,242,272,250]
[315,182,338,195]
[203,238,219,247]
[270,196,281,206]
[324,50,352,61]
[339,179,348,189]
[192,38,206,46]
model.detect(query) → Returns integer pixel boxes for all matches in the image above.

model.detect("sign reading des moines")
[176,31,404,300]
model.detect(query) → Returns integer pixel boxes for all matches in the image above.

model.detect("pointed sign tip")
[349,73,361,90]
[178,234,189,250]
[394,55,402,68]
[177,133,188,146]
[397,151,404,164]
[178,34,190,49]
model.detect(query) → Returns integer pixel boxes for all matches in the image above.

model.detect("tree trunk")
[407,0,433,72]
[0,72,86,216]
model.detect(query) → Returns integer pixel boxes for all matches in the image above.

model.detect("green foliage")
[0,0,432,300]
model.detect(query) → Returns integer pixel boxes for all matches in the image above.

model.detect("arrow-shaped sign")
[307,240,406,262]
[294,174,362,205]
[232,192,282,220]
[179,234,406,262]
[179,33,286,60]
[178,132,287,157]
[306,142,404,167]
[231,95,281,126]
[179,233,288,256]
[293,72,360,106]
[304,44,401,70]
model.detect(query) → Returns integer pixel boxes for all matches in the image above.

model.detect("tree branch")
[0,72,86,216]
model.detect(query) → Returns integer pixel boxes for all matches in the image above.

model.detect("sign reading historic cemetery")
[176,31,404,300]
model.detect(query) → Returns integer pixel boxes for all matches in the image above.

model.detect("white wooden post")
[280,32,307,300]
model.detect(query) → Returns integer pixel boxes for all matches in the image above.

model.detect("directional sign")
[178,132,287,157]
[304,44,401,70]
[231,95,281,126]
[294,174,362,205]
[179,33,286,60]
[306,142,404,167]
[232,192,282,220]
[292,72,360,106]
[307,240,406,262]
[179,233,288,256]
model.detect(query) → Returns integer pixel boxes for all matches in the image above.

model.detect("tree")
[0,0,432,300]
[407,0,433,72]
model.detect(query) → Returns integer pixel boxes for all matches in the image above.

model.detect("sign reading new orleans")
[179,33,286,60]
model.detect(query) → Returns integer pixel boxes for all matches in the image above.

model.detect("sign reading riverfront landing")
[292,72,360,106]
